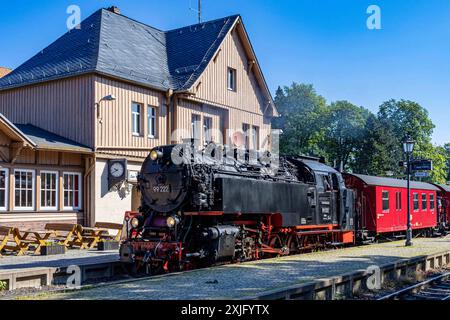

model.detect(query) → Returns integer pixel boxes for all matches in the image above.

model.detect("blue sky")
[1,0,449,144]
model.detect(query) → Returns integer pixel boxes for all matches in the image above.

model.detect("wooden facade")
[0,75,95,148]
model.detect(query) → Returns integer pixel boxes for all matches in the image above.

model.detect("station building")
[0,7,277,228]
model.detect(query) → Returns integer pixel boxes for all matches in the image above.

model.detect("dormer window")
[227,67,236,91]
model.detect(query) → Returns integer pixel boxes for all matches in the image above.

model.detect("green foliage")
[0,281,7,291]
[273,85,450,184]
[273,83,327,156]
[322,101,370,169]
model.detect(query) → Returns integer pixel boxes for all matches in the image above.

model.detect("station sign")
[414,171,429,178]
[411,160,433,171]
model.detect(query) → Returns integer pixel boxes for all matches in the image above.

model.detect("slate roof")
[14,124,92,153]
[349,173,439,191]
[0,9,240,91]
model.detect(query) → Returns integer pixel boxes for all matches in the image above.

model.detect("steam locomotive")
[119,143,356,273]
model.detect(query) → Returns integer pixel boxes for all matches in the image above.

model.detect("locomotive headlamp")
[166,215,180,228]
[130,217,141,228]
[150,150,163,161]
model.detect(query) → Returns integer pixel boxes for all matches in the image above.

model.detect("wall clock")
[108,159,127,190]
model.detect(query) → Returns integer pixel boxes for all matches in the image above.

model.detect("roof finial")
[107,6,121,15]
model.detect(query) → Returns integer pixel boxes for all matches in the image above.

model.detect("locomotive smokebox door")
[108,159,128,190]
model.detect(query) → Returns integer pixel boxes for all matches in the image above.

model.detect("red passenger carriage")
[344,174,439,241]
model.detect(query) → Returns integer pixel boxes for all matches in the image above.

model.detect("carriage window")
[421,193,427,211]
[382,191,389,212]
[396,192,402,211]
[430,194,435,210]
[413,193,419,211]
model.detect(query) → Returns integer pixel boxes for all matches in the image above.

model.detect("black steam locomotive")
[120,143,355,273]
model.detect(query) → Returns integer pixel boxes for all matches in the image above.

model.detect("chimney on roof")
[107,6,121,15]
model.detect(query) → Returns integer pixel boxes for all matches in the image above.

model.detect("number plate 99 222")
[153,185,170,193]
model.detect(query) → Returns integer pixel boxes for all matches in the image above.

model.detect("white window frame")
[381,190,390,213]
[203,116,213,145]
[252,125,260,150]
[242,123,250,150]
[147,106,157,138]
[192,114,201,141]
[413,193,419,211]
[40,170,59,211]
[227,67,236,91]
[0,168,9,211]
[131,103,141,136]
[63,172,82,211]
[421,193,427,211]
[13,169,35,211]
[430,194,435,211]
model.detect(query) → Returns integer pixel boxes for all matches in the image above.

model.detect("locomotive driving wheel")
[287,233,301,255]
[267,234,289,257]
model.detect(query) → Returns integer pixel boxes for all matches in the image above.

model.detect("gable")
[189,19,276,117]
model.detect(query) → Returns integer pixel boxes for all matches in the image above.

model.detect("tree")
[352,114,403,176]
[378,99,435,152]
[444,143,450,182]
[417,145,448,185]
[322,101,370,170]
[272,83,327,156]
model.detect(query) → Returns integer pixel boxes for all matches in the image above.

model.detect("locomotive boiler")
[120,143,355,273]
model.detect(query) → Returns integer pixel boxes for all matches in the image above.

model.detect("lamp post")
[402,135,415,247]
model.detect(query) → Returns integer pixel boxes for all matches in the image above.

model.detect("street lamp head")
[103,94,116,101]
[402,135,415,154]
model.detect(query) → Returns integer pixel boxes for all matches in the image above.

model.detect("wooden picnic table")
[18,230,55,254]
[80,227,109,249]
[0,226,29,256]
[44,223,89,250]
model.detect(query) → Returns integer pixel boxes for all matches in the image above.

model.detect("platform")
[0,250,120,291]
[14,237,450,300]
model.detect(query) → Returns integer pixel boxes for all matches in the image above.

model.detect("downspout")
[84,155,96,226]
[165,89,174,144]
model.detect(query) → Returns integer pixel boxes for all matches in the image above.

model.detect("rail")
[377,271,450,300]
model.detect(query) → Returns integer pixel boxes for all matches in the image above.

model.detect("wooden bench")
[44,223,88,249]
[0,226,29,256]
[94,222,123,241]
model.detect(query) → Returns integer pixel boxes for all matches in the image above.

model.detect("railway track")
[377,271,450,300]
